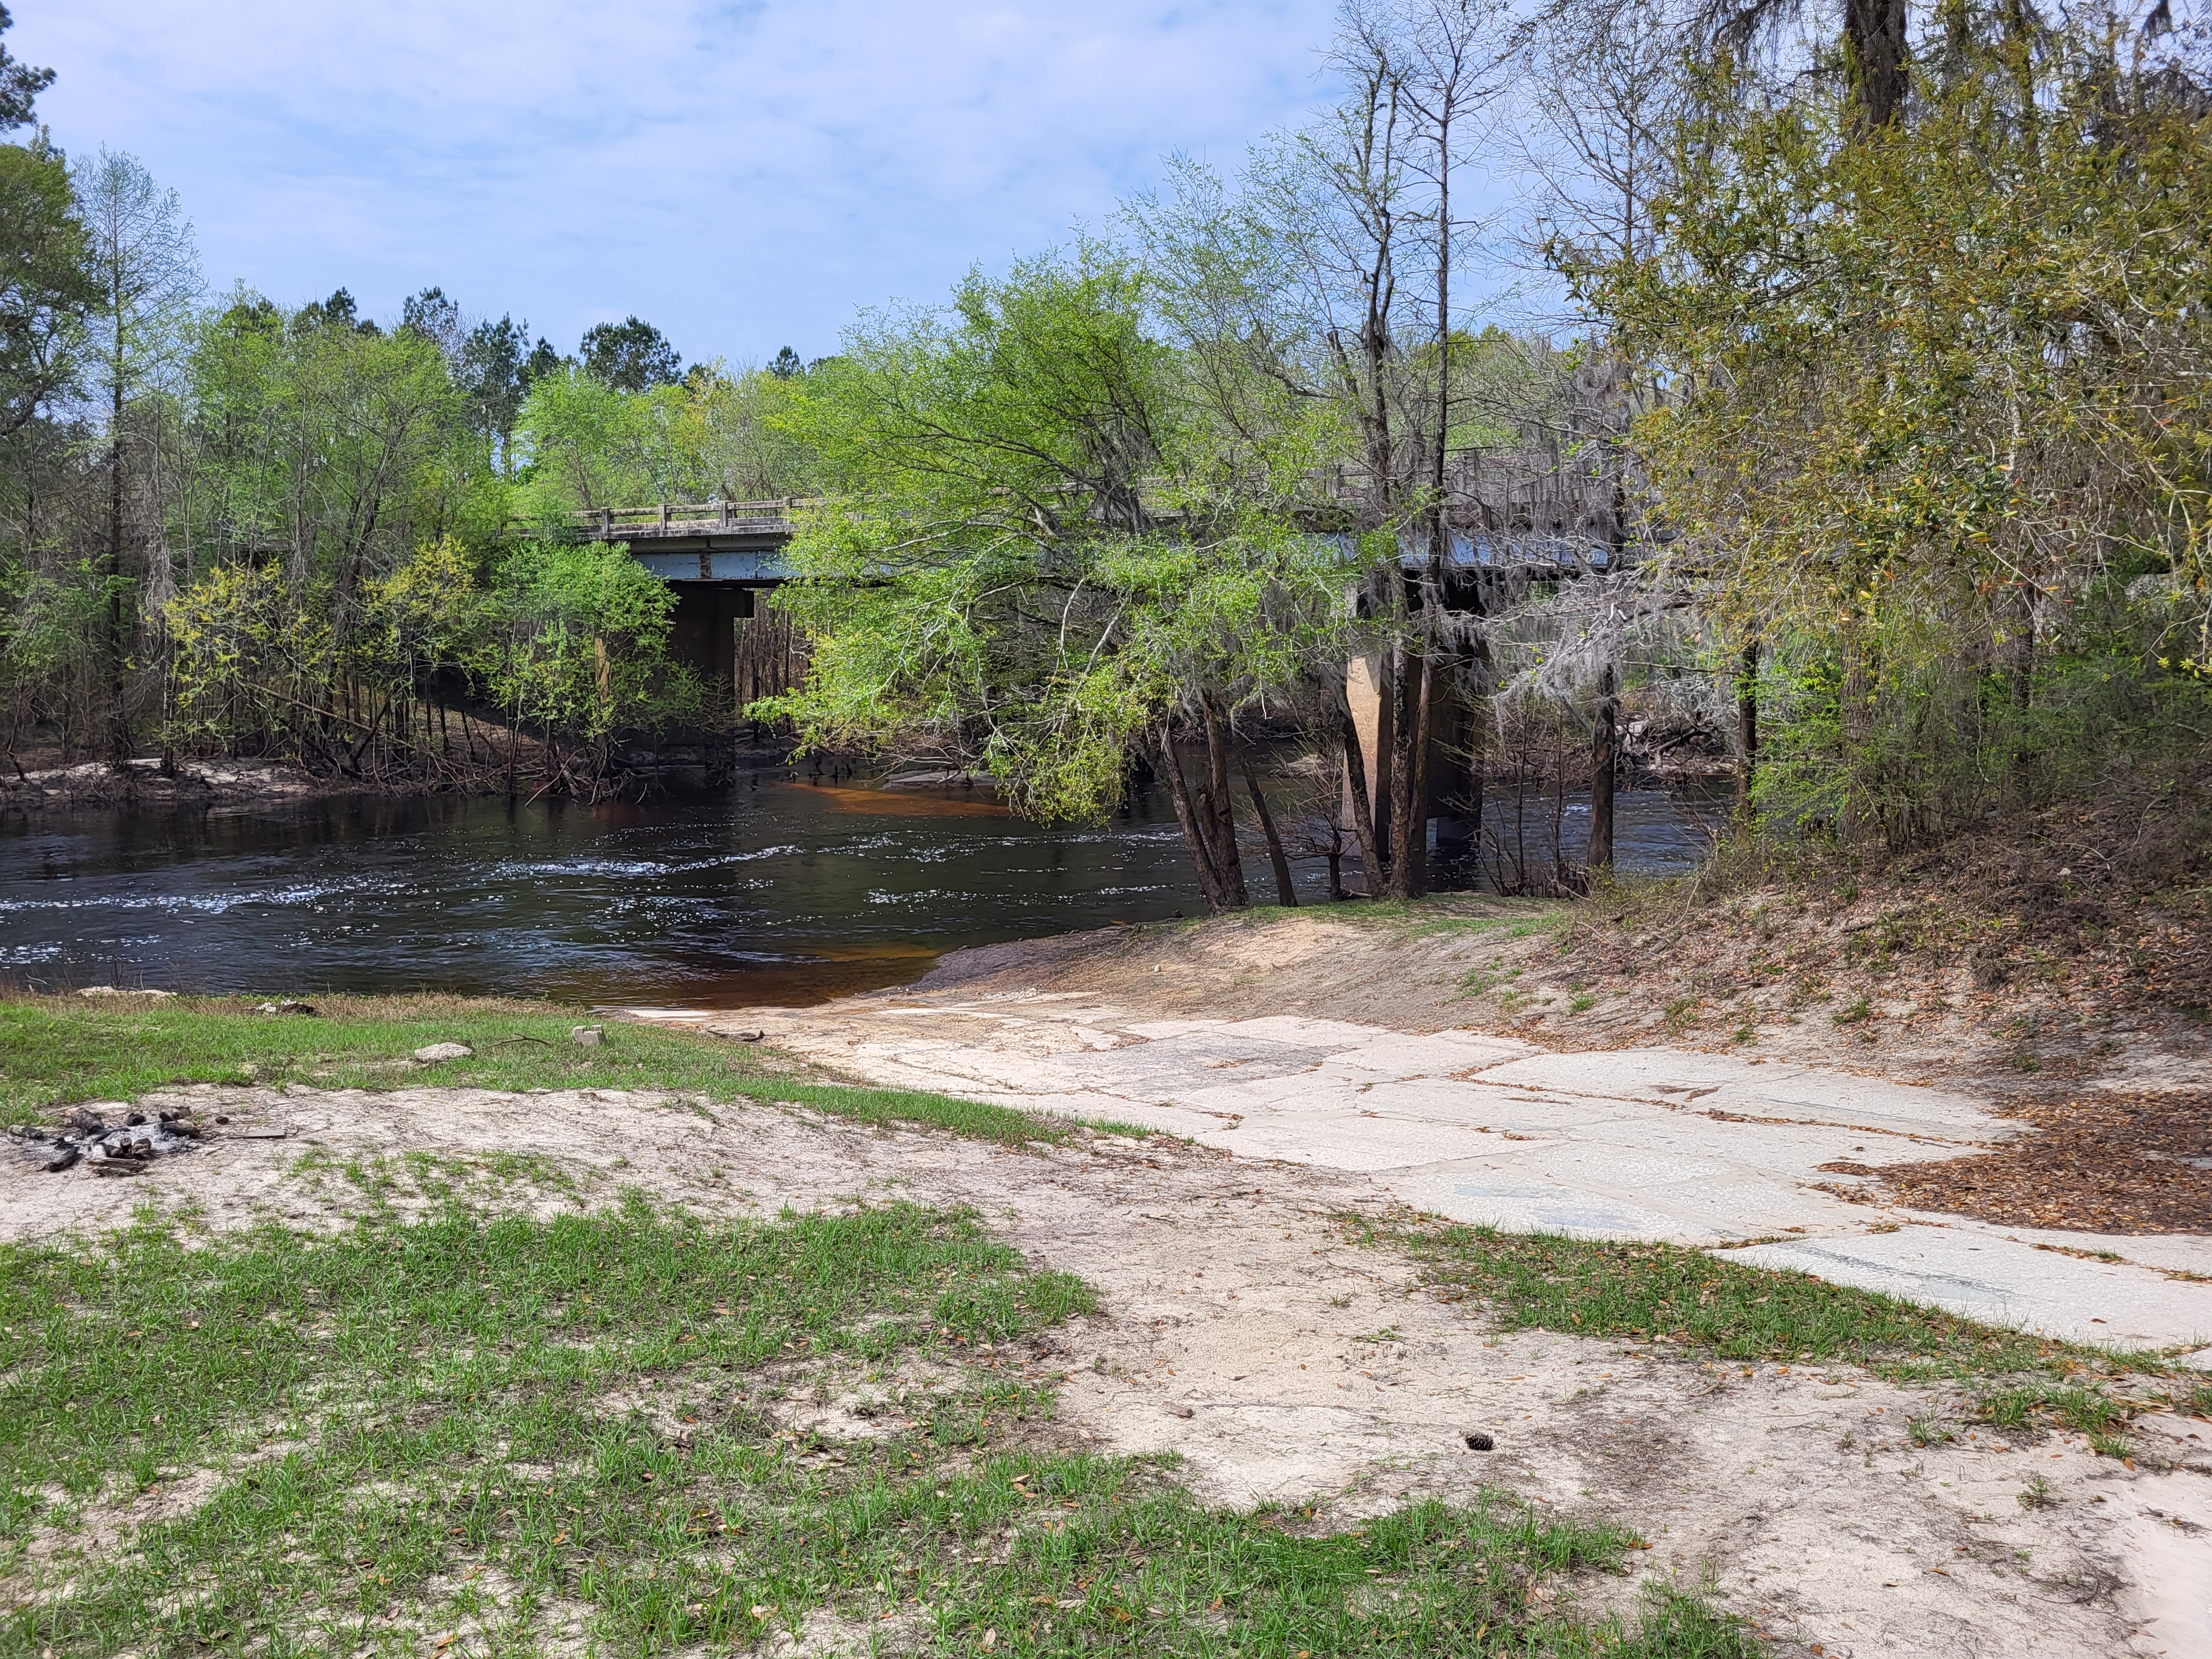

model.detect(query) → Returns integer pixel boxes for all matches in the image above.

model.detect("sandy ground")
[670,988,2212,1360]
[8,1079,2211,1658]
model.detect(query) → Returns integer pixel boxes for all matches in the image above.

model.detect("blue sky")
[28,0,1344,368]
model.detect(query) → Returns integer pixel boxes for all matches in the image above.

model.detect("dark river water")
[0,780,1722,1008]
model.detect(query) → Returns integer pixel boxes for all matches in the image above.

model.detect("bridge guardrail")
[565,500,815,539]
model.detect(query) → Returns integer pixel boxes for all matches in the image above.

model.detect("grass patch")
[1324,896,1569,943]
[2,1204,1751,1658]
[0,994,1067,1148]
[1459,964,1522,998]
[1368,1219,2171,1385]
[1373,1217,2190,1457]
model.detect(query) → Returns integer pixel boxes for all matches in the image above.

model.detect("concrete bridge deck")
[565,500,803,585]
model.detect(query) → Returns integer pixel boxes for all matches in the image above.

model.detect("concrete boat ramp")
[678,993,2212,1359]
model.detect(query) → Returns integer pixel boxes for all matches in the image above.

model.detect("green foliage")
[484,539,697,738]
[0,557,114,749]
[0,135,94,437]
[760,248,1361,824]
[580,312,681,391]
[1575,46,2212,846]
[515,358,820,523]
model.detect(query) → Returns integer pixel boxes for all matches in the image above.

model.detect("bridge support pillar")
[669,583,757,712]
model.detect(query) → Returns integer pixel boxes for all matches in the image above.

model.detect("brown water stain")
[777,783,1008,818]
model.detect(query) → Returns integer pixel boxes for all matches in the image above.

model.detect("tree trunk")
[1387,639,1431,899]
[1159,727,1235,913]
[1198,693,1250,908]
[1844,0,1910,128]
[1840,620,1874,841]
[1337,696,1387,898]
[1588,661,1616,876]
[1734,642,1759,821]
[106,415,130,769]
[1241,756,1298,907]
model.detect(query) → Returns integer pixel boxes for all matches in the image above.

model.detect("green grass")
[1974,1382,2139,1456]
[1316,897,1569,942]
[1,1204,1753,1658]
[0,995,1068,1148]
[1368,1219,2183,1409]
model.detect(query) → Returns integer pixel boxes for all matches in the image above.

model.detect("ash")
[10,1106,204,1176]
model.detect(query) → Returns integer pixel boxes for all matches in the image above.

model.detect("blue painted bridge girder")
[629,547,797,585]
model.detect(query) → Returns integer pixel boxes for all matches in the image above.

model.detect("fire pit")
[12,1107,204,1176]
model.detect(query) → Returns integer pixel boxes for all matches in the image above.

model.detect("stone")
[412,1042,473,1063]
[571,1025,604,1047]
[77,985,175,999]
[255,999,317,1016]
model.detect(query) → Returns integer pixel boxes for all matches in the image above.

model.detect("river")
[0,779,1723,1006]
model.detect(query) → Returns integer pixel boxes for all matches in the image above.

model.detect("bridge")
[559,481,1625,838]
[566,500,804,583]
[557,502,804,694]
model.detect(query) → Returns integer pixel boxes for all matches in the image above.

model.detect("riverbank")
[4,992,2206,1657]
[0,756,332,810]
[842,846,2212,1240]
[0,741,820,812]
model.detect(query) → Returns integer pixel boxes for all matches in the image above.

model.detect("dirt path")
[8,1080,2208,1658]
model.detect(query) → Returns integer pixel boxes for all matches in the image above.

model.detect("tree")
[297,286,377,336]
[0,3,82,445]
[76,148,201,765]
[682,362,819,500]
[0,135,94,441]
[0,4,53,132]
[760,250,1354,910]
[457,312,557,478]
[400,285,465,361]
[768,345,803,379]
[514,366,682,515]
[580,316,681,392]
[1576,35,2212,844]
[1123,1,1521,898]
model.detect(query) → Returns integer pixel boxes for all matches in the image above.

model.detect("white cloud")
[27,0,1340,362]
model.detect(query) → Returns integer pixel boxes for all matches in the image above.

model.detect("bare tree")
[1364,0,1517,895]
[76,148,200,765]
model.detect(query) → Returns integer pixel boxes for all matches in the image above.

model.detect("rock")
[255,999,317,1016]
[1167,1405,1195,1419]
[412,1042,473,1063]
[78,985,176,999]
[571,1025,604,1047]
